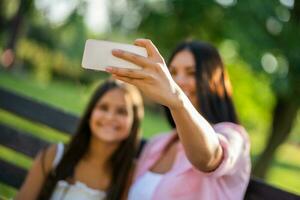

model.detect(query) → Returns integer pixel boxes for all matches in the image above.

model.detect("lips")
[101,126,118,133]
[96,122,119,132]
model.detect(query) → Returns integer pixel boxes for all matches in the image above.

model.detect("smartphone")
[81,39,148,71]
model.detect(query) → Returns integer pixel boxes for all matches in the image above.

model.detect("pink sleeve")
[203,122,250,178]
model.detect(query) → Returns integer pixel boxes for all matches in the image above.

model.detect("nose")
[104,110,115,121]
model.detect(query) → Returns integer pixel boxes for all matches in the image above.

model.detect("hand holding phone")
[81,39,148,71]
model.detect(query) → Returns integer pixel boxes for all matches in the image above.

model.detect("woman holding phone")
[16,79,144,200]
[106,39,251,200]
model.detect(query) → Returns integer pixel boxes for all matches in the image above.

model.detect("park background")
[0,0,299,198]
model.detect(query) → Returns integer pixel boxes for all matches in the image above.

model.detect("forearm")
[169,90,223,171]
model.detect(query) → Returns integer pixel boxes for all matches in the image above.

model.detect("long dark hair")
[166,40,239,127]
[38,79,144,199]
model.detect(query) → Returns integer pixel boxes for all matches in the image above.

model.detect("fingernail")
[135,38,143,42]
[112,49,123,55]
[105,67,113,72]
[134,39,142,44]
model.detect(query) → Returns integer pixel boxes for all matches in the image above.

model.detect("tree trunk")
[6,0,33,49]
[0,0,6,32]
[2,0,33,68]
[253,96,299,178]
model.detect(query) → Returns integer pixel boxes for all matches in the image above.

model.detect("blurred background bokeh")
[0,0,299,198]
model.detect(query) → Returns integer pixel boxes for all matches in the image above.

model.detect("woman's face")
[169,50,198,108]
[89,88,134,143]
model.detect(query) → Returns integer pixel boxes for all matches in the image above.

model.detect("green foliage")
[17,39,82,84]
[110,0,300,101]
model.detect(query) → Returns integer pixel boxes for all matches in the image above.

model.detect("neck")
[84,136,120,168]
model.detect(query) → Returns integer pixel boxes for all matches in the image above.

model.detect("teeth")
[94,121,119,131]
[102,125,117,131]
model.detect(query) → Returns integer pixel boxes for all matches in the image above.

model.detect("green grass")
[0,70,299,198]
[0,70,90,114]
[266,143,300,194]
[0,182,16,200]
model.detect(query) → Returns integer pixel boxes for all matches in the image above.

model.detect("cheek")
[121,116,134,133]
[188,78,198,106]
[189,77,197,92]
[90,110,101,123]
[89,111,96,124]
[89,113,97,131]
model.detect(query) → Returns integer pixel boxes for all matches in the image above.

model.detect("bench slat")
[0,159,27,189]
[0,86,79,134]
[0,123,50,158]
[245,177,300,200]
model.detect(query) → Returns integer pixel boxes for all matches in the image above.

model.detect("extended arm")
[106,39,222,172]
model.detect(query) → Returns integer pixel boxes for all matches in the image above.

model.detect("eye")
[187,70,195,76]
[116,107,128,116]
[97,104,108,111]
[186,67,196,76]
[169,68,177,76]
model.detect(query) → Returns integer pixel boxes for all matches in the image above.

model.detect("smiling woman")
[15,79,144,200]
[107,39,251,200]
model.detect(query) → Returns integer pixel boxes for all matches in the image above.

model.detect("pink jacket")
[134,122,251,200]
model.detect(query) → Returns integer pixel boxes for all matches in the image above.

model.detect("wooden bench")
[0,86,299,200]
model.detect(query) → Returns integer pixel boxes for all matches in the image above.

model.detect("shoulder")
[213,122,249,142]
[15,144,61,199]
[139,130,174,159]
[213,122,246,132]
[37,143,62,175]
[146,131,174,149]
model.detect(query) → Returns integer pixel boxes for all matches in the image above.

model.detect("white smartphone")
[81,39,148,71]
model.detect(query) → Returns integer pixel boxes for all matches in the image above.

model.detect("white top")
[128,171,163,200]
[52,143,64,168]
[50,143,106,200]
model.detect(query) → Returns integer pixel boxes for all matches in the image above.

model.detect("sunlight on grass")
[276,143,300,166]
[267,164,300,195]
[0,182,16,200]
[0,71,89,114]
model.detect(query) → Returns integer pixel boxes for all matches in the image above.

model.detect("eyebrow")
[97,101,127,107]
[169,65,196,70]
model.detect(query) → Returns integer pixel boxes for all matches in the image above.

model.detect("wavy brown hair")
[165,40,239,127]
[38,79,144,200]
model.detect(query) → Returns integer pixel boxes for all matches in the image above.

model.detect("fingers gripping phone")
[81,39,148,71]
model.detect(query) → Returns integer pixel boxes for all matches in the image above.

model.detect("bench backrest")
[0,86,79,188]
[0,86,299,200]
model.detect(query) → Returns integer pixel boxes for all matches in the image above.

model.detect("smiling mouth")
[96,122,119,132]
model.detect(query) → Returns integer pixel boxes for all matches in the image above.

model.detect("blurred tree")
[1,0,100,83]
[0,0,6,37]
[224,0,300,178]
[108,0,225,56]
[108,0,300,178]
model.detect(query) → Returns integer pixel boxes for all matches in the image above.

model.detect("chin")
[94,133,126,144]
